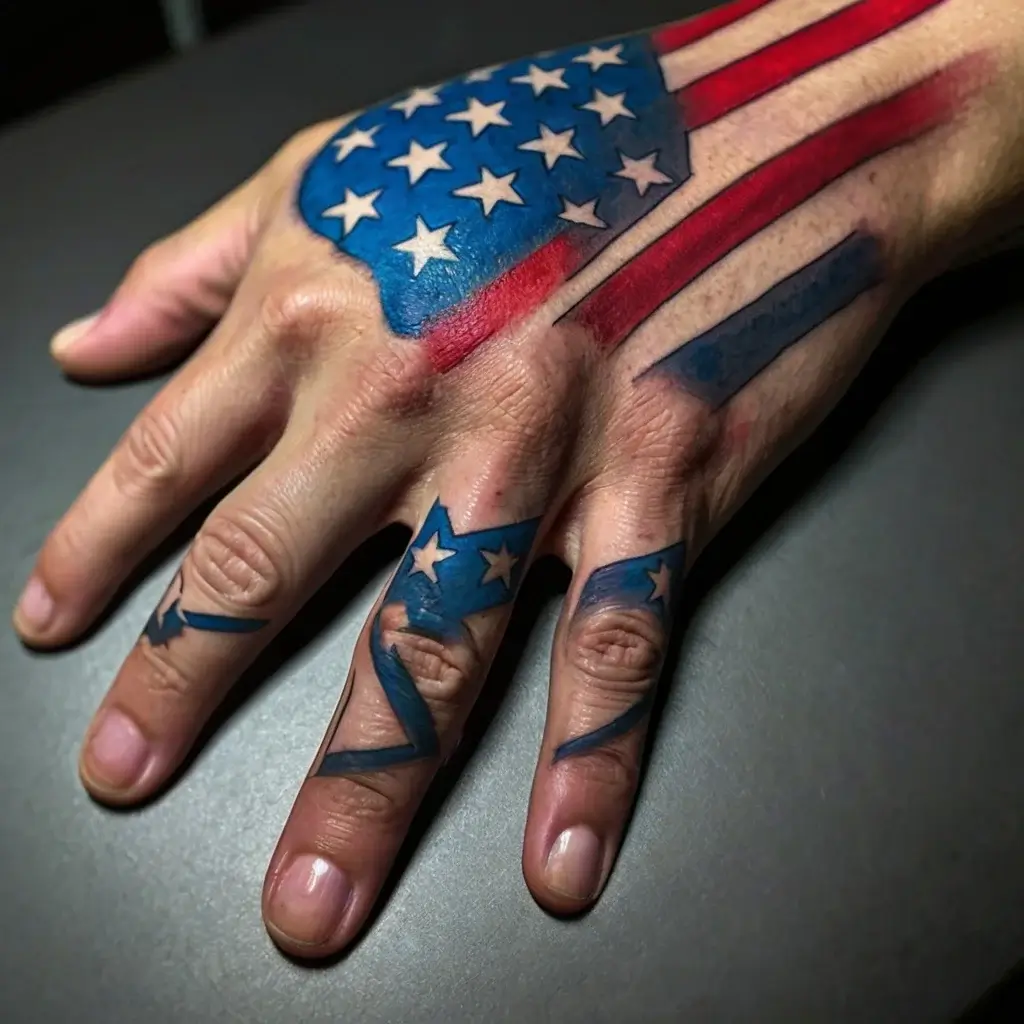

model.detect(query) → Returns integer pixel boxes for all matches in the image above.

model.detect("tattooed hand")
[14,0,1023,958]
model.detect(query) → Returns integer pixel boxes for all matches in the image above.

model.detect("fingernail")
[51,311,101,357]
[270,854,351,946]
[544,826,603,901]
[85,708,150,791]
[16,576,55,632]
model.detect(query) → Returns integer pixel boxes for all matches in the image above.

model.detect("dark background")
[1,1,1021,1020]
[0,1,293,128]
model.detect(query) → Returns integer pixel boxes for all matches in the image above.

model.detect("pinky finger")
[522,492,688,914]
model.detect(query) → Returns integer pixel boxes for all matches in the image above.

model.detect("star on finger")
[647,561,672,604]
[465,63,502,83]
[409,532,457,583]
[453,167,524,216]
[321,187,382,234]
[391,86,442,119]
[480,543,518,589]
[393,217,458,276]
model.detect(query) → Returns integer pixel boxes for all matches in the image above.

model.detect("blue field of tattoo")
[318,500,540,776]
[639,231,884,407]
[554,541,685,762]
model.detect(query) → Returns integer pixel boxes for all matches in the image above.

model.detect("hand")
[14,0,1022,958]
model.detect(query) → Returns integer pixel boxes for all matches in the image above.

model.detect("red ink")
[567,58,976,350]
[652,0,778,55]
[680,0,949,130]
[425,234,578,372]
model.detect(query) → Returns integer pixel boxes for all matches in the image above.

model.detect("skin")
[12,0,1024,959]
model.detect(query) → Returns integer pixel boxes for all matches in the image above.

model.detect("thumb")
[51,177,262,380]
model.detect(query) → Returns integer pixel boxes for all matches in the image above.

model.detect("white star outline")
[321,187,382,234]
[390,86,443,119]
[332,124,380,163]
[614,150,673,196]
[517,123,583,170]
[386,139,452,184]
[580,88,636,127]
[480,543,519,589]
[510,63,570,96]
[572,43,627,71]
[408,532,457,584]
[453,167,524,216]
[558,196,606,228]
[647,562,672,605]
[445,97,511,137]
[392,216,459,276]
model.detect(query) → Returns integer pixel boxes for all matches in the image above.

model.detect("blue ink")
[553,541,685,762]
[141,573,268,647]
[640,231,883,407]
[318,500,540,776]
[297,36,689,338]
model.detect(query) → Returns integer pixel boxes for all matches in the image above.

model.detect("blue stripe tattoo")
[318,499,540,777]
[141,571,268,646]
[638,231,884,407]
[553,541,685,762]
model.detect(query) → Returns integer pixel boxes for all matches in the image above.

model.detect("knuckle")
[311,772,408,838]
[137,641,199,702]
[348,340,434,422]
[126,243,164,284]
[608,376,722,482]
[379,604,480,712]
[259,279,345,349]
[569,607,663,699]
[112,406,183,499]
[189,507,290,609]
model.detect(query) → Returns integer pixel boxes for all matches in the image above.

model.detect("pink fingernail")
[86,708,150,791]
[16,576,55,632]
[51,311,101,357]
[544,826,603,900]
[270,854,351,946]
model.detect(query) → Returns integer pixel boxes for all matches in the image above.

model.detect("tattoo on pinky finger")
[554,541,685,762]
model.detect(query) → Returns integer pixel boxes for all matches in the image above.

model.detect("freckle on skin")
[727,419,752,449]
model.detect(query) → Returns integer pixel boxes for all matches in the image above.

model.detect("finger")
[50,178,261,379]
[262,476,546,957]
[74,367,420,804]
[523,449,693,913]
[13,332,288,648]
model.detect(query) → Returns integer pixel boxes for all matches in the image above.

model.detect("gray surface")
[1,1,1022,1021]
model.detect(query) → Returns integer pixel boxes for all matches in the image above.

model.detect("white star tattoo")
[393,217,458,276]
[445,97,511,137]
[480,544,518,589]
[614,151,672,195]
[572,44,626,71]
[321,187,382,234]
[408,532,457,584]
[510,64,569,96]
[390,86,443,119]
[647,562,672,604]
[387,140,452,184]
[518,124,583,170]
[580,88,635,126]
[332,124,380,162]
[465,63,501,83]
[558,196,606,228]
[453,167,524,216]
